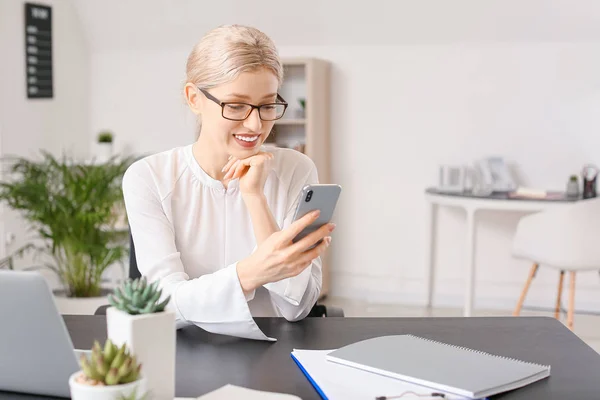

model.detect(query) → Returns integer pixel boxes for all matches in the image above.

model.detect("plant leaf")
[0,152,137,297]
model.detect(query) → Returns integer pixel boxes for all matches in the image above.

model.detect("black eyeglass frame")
[198,88,289,121]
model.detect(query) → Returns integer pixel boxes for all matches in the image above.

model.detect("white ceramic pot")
[107,307,176,400]
[566,180,580,197]
[69,372,146,400]
[96,142,113,163]
[53,289,110,315]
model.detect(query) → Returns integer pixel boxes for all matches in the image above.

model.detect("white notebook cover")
[292,349,468,400]
[326,335,550,399]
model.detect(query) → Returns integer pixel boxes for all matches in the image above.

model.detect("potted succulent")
[107,277,176,400]
[0,151,135,314]
[97,130,114,162]
[566,174,580,198]
[69,338,147,400]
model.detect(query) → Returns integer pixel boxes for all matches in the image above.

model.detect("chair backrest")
[129,232,141,280]
[513,197,600,269]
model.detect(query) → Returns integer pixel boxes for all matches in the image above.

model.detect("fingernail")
[329,223,336,232]
[312,210,321,217]
[221,166,226,172]
[325,237,332,246]
[228,155,232,160]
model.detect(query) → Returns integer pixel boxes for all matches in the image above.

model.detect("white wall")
[89,48,194,156]
[82,2,600,312]
[307,43,600,312]
[0,0,90,276]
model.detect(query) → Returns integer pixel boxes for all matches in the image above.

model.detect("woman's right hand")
[236,210,335,293]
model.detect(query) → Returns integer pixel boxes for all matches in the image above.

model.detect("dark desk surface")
[2,316,599,399]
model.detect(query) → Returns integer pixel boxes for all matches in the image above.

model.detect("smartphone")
[291,184,342,247]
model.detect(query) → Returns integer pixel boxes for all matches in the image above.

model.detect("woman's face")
[188,68,280,159]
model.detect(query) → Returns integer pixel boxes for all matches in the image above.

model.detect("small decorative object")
[566,175,580,198]
[97,130,114,163]
[475,157,517,193]
[108,277,170,314]
[582,164,598,199]
[298,98,306,110]
[437,165,467,193]
[107,277,176,400]
[470,165,493,196]
[69,338,147,400]
[296,97,306,118]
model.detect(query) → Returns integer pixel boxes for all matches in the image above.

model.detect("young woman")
[122,25,335,340]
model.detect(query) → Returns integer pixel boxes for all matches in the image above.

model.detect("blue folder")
[290,353,328,400]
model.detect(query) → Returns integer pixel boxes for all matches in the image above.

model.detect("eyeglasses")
[199,88,288,121]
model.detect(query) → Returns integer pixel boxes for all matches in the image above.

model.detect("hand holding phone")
[236,207,336,293]
[291,184,342,247]
[236,184,341,293]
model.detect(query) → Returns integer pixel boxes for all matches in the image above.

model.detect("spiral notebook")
[326,335,551,399]
[291,349,468,400]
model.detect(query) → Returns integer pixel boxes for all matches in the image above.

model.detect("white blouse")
[122,144,322,340]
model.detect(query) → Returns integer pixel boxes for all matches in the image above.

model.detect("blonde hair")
[186,25,283,90]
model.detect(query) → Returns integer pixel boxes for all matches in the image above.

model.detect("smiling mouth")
[233,134,260,142]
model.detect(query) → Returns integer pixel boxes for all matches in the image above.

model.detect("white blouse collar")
[184,144,240,191]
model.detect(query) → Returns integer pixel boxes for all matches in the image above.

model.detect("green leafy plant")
[98,131,114,143]
[0,151,135,297]
[0,255,15,270]
[298,98,306,110]
[77,339,141,386]
[109,277,171,314]
[0,243,37,270]
[570,175,578,182]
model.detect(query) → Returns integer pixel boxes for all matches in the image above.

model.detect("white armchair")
[512,197,600,329]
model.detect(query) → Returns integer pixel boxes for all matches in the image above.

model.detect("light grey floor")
[322,296,600,354]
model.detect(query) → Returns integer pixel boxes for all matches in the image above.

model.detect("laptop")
[0,270,89,398]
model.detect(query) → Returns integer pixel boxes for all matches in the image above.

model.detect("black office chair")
[95,233,343,317]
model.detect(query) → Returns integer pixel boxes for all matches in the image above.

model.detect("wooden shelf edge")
[282,57,311,66]
[274,118,306,125]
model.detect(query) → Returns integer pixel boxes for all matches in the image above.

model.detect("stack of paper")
[175,384,301,400]
[291,349,467,400]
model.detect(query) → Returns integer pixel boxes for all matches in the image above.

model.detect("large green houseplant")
[0,151,135,297]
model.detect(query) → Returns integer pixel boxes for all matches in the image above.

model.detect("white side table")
[424,188,578,317]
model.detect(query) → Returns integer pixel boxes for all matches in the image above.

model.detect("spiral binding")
[404,335,551,370]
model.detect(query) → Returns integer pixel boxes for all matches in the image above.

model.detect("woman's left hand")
[222,152,274,196]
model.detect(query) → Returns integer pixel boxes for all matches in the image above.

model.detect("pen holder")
[581,164,598,199]
[583,177,597,199]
